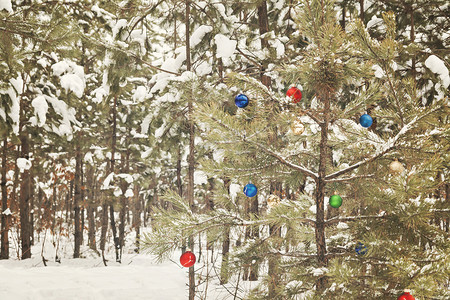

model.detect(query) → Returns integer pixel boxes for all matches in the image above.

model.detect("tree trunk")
[73,141,82,258]
[110,95,120,262]
[186,2,195,299]
[315,93,331,291]
[134,185,141,253]
[19,133,31,259]
[100,202,108,265]
[1,132,9,259]
[86,165,97,251]
[258,0,271,87]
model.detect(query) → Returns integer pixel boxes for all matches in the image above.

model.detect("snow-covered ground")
[0,254,187,300]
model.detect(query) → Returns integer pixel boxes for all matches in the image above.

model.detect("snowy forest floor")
[0,252,187,300]
[0,227,258,300]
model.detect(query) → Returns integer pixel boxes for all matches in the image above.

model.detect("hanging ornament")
[390,159,404,175]
[355,242,368,255]
[235,94,249,108]
[267,194,281,208]
[397,290,415,300]
[329,193,342,208]
[180,251,196,268]
[243,183,258,197]
[291,118,305,135]
[359,114,373,128]
[286,87,302,103]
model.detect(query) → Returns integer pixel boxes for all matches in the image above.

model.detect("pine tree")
[142,0,448,298]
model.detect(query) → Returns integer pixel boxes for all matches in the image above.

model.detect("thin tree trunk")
[315,92,331,291]
[258,0,271,87]
[100,202,108,265]
[359,0,364,22]
[1,132,9,259]
[186,2,195,299]
[86,165,97,251]
[134,185,141,253]
[73,140,82,258]
[19,133,31,259]
[110,95,120,262]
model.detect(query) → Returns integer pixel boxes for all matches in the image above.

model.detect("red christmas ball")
[286,87,302,103]
[180,251,196,268]
[397,291,415,300]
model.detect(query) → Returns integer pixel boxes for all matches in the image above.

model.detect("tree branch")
[325,213,386,226]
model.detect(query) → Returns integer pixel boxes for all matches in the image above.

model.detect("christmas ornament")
[235,94,249,108]
[243,183,257,197]
[267,194,281,208]
[359,114,373,128]
[355,242,368,255]
[329,193,342,208]
[390,159,404,174]
[291,118,305,135]
[180,251,196,268]
[397,290,415,300]
[286,87,302,103]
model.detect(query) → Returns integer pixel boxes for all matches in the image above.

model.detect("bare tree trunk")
[315,93,331,291]
[220,177,231,284]
[109,95,120,262]
[1,132,9,259]
[359,0,364,22]
[186,2,195,299]
[100,202,108,265]
[19,133,31,259]
[258,0,271,87]
[133,185,141,253]
[73,140,82,258]
[86,165,97,251]
[118,148,130,261]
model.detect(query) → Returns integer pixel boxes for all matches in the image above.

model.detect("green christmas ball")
[329,194,342,208]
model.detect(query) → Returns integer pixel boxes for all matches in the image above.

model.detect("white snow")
[60,74,85,98]
[112,19,128,39]
[0,0,12,13]
[17,158,32,171]
[0,256,186,300]
[31,96,49,127]
[51,60,86,98]
[190,25,213,48]
[101,172,115,190]
[132,86,147,102]
[2,208,11,215]
[425,55,450,88]
[124,189,134,198]
[194,170,208,185]
[140,113,152,134]
[214,34,237,59]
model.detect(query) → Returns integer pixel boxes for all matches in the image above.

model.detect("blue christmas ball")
[359,114,373,128]
[243,183,257,197]
[235,94,249,108]
[355,242,368,255]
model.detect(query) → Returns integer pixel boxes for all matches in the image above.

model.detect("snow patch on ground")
[0,255,186,300]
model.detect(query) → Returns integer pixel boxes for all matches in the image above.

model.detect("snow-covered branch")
[252,141,319,180]
[325,107,439,181]
[325,213,386,226]
[325,174,375,183]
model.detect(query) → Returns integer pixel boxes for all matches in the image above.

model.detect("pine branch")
[251,141,319,179]
[325,174,375,183]
[325,106,442,180]
[206,114,318,179]
[325,212,387,226]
